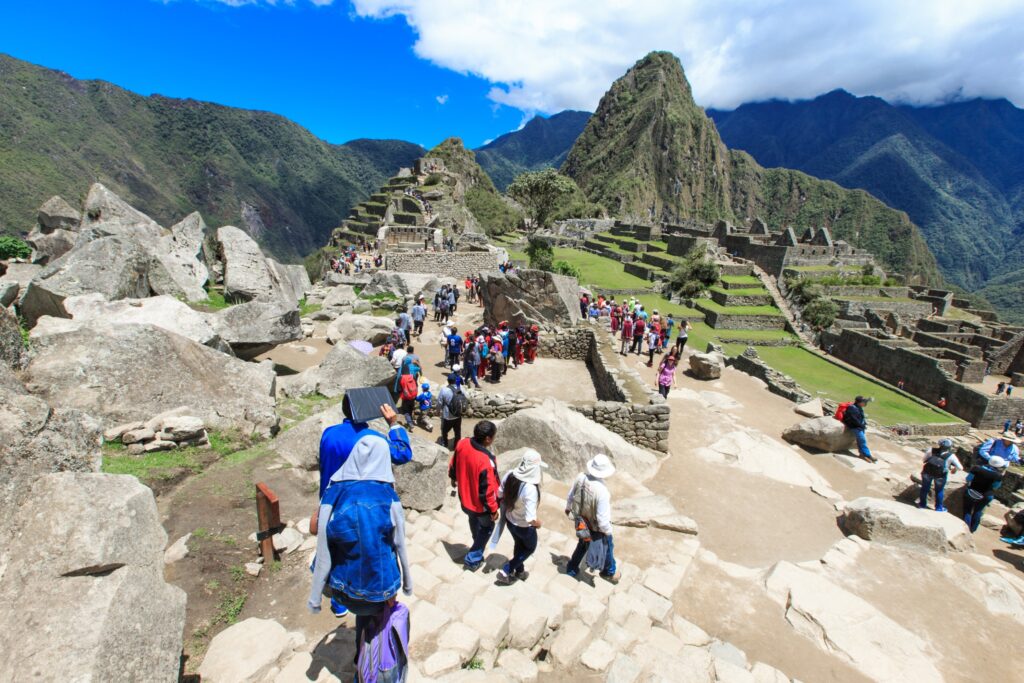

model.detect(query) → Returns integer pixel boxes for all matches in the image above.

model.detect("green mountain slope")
[562,52,941,283]
[474,111,591,190]
[0,53,423,261]
[708,90,1022,294]
[427,137,521,235]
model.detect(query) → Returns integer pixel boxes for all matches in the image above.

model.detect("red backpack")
[834,402,852,422]
[400,374,418,401]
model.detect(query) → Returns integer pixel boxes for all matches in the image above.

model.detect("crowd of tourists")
[330,243,383,274]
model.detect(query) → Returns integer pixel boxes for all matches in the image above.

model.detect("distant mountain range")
[0,53,424,261]
[474,111,591,190]
[560,52,940,285]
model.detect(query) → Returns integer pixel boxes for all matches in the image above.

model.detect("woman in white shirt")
[495,449,547,584]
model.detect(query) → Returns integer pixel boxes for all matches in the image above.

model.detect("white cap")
[989,455,1007,469]
[586,454,616,479]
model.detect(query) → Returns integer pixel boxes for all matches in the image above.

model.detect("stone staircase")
[749,263,815,346]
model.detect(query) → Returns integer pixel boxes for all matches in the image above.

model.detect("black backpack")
[922,449,949,477]
[449,386,469,418]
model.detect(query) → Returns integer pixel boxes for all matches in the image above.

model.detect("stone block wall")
[700,308,787,330]
[912,330,983,358]
[835,299,933,320]
[728,350,812,403]
[710,289,774,307]
[572,401,670,452]
[624,262,657,281]
[386,251,500,278]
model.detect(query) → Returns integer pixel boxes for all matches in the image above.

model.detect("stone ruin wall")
[386,251,500,279]
[467,326,671,453]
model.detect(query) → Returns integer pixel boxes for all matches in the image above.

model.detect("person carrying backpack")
[917,438,961,511]
[438,373,467,449]
[620,315,634,355]
[462,342,481,389]
[963,456,1006,532]
[446,326,463,368]
[309,395,413,618]
[840,396,876,462]
[491,449,548,585]
[414,382,434,433]
[631,317,646,355]
[449,421,500,571]
[564,454,620,584]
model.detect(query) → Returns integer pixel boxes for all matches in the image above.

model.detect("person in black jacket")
[963,456,1005,532]
[842,396,876,462]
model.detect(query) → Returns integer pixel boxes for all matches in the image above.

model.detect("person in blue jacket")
[963,456,1006,533]
[310,393,412,616]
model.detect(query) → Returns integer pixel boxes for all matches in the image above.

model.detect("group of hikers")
[439,322,541,387]
[330,244,383,275]
[308,398,620,679]
[995,381,1016,396]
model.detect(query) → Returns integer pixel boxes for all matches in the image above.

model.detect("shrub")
[0,236,31,260]
[465,187,521,236]
[803,297,839,330]
[423,173,443,186]
[507,169,579,229]
[525,236,554,272]
[552,260,582,279]
[669,249,720,298]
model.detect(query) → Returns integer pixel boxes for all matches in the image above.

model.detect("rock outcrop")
[0,473,187,682]
[24,322,279,436]
[491,398,658,481]
[36,195,81,232]
[479,269,581,330]
[0,306,24,369]
[841,497,974,553]
[277,342,394,399]
[325,313,394,346]
[688,352,724,380]
[79,182,164,242]
[213,300,302,359]
[217,226,308,305]
[782,416,857,452]
[0,263,41,308]
[395,436,451,511]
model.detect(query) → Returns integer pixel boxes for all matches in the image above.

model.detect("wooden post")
[255,482,282,565]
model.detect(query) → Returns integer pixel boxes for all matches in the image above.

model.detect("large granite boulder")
[147,212,210,302]
[78,182,163,242]
[841,497,974,553]
[277,343,394,399]
[269,404,345,470]
[0,306,23,369]
[36,195,81,232]
[765,561,942,682]
[198,618,301,683]
[320,284,359,310]
[326,313,393,346]
[268,259,312,305]
[23,322,279,436]
[688,352,723,380]
[213,300,302,359]
[0,473,186,682]
[18,236,154,326]
[479,269,580,330]
[361,271,451,300]
[27,228,77,265]
[491,398,658,482]
[782,416,857,452]
[0,263,41,307]
[217,226,301,304]
[395,436,450,511]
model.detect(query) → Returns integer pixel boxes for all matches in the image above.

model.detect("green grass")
[101,430,260,481]
[631,294,703,319]
[755,347,962,425]
[360,291,399,301]
[832,295,917,303]
[298,298,321,316]
[708,286,769,297]
[719,275,761,286]
[190,290,232,312]
[551,247,652,290]
[697,300,784,316]
[785,265,841,273]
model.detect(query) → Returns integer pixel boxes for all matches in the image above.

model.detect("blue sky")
[2,1,1021,150]
[0,0,523,148]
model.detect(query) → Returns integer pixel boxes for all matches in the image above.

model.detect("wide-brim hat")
[1000,432,1021,444]
[513,448,548,485]
[586,454,616,479]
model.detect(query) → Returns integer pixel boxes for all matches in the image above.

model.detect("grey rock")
[0,263,41,307]
[0,280,18,308]
[19,236,154,326]
[278,342,394,399]
[23,321,279,436]
[268,258,312,305]
[217,226,300,304]
[0,472,186,682]
[325,313,393,346]
[479,269,580,330]
[394,436,450,511]
[689,352,724,380]
[27,227,77,265]
[79,183,164,242]
[361,271,452,300]
[794,398,824,418]
[213,300,302,359]
[160,415,205,441]
[0,306,24,369]
[781,416,857,452]
[121,428,156,445]
[36,195,81,232]
[147,212,210,302]
[269,403,345,470]
[842,497,974,553]
[321,284,359,309]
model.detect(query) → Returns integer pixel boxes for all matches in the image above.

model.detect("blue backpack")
[322,480,402,603]
[357,602,410,683]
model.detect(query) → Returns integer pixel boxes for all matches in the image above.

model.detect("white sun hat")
[586,454,616,479]
[512,448,548,485]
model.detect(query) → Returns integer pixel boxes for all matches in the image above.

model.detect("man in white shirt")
[564,454,619,583]
[390,345,407,370]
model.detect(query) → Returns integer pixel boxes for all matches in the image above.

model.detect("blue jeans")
[853,428,872,458]
[503,523,538,575]
[918,473,947,509]
[963,492,992,533]
[463,363,480,387]
[567,532,616,576]
[464,511,494,566]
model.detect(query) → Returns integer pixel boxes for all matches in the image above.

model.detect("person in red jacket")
[448,420,500,570]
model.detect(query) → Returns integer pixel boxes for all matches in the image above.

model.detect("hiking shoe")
[331,605,349,618]
[600,571,621,585]
[935,506,948,513]
[512,569,529,581]
[463,560,483,573]
[565,568,579,578]
[496,569,513,585]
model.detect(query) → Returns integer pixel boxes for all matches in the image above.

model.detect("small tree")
[552,260,581,279]
[803,297,839,330]
[507,169,577,229]
[669,250,720,298]
[525,235,554,271]
[0,236,31,260]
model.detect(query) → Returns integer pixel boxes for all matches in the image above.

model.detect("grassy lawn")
[101,431,268,483]
[755,347,961,425]
[552,247,652,290]
[720,275,761,286]
[944,307,982,323]
[697,299,784,316]
[631,294,703,319]
[708,286,769,297]
[188,290,232,312]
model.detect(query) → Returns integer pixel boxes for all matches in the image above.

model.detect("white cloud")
[435,94,449,104]
[352,0,1024,112]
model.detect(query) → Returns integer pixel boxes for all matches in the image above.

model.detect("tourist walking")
[620,315,634,355]
[461,341,481,389]
[674,320,690,355]
[307,395,411,618]
[411,298,426,337]
[491,449,548,585]
[840,396,875,462]
[917,438,961,511]
[963,456,1006,532]
[978,432,1021,465]
[449,421,500,570]
[631,316,646,355]
[646,324,660,367]
[489,336,504,383]
[438,373,467,449]
[446,326,463,369]
[656,353,678,398]
[564,454,620,583]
